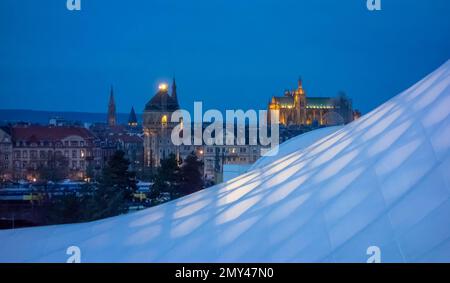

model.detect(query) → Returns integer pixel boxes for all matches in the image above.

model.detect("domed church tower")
[143,79,180,168]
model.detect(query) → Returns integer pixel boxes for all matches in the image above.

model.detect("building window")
[22,151,28,158]
[14,151,20,159]
[72,150,77,158]
[30,150,37,159]
[161,115,168,126]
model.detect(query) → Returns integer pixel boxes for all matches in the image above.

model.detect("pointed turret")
[171,77,178,102]
[128,106,138,127]
[297,76,305,96]
[107,85,117,127]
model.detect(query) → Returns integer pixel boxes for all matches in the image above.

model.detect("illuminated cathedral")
[268,78,355,126]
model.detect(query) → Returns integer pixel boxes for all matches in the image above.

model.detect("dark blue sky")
[1,0,449,115]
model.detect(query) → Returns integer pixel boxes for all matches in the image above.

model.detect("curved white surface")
[250,126,343,171]
[0,60,450,263]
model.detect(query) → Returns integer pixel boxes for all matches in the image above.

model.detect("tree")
[37,154,69,182]
[151,153,180,202]
[333,91,353,124]
[43,151,138,224]
[85,162,100,182]
[0,166,6,186]
[43,183,94,224]
[44,192,83,224]
[87,150,137,220]
[179,152,204,195]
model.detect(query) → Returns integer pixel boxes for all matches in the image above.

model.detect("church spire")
[296,76,305,96]
[107,85,117,127]
[171,77,178,102]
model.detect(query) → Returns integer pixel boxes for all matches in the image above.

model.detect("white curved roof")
[250,126,343,170]
[1,60,450,262]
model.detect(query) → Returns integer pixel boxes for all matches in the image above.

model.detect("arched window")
[161,115,168,126]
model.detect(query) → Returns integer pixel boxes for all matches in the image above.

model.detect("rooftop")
[11,126,95,142]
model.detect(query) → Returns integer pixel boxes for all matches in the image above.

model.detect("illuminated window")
[161,115,168,126]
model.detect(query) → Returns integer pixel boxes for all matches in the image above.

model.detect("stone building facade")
[0,127,13,181]
[8,126,100,181]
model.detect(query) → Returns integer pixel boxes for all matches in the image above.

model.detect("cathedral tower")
[294,77,307,125]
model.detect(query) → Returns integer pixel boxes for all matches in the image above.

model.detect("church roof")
[272,96,335,108]
[306,97,334,108]
[272,96,294,107]
[11,126,95,142]
[145,89,179,112]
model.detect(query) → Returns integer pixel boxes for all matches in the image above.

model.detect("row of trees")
[45,151,204,225]
[151,153,204,204]
[45,151,137,224]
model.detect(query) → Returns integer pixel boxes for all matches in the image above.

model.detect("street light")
[198,149,205,183]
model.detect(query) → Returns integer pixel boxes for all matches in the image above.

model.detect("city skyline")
[1,0,450,266]
[1,0,449,115]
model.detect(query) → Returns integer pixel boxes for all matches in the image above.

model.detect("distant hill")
[0,109,142,125]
